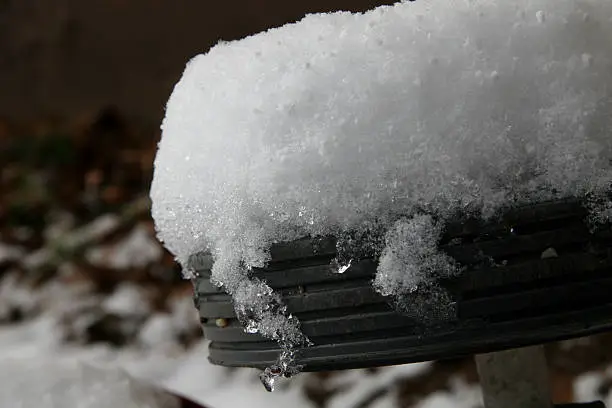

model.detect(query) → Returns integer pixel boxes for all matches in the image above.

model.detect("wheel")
[191,197,612,371]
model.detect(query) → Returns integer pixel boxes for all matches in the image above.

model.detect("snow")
[374,215,459,297]
[62,214,121,251]
[0,315,424,408]
[586,196,612,228]
[1,309,610,408]
[151,0,612,381]
[43,212,76,242]
[574,372,606,403]
[166,344,312,408]
[102,283,150,317]
[0,272,39,321]
[86,224,162,269]
[415,378,482,408]
[0,316,183,408]
[167,293,201,334]
[138,314,176,348]
[328,362,430,408]
[0,243,24,264]
[22,248,53,271]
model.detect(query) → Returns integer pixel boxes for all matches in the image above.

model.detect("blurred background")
[2,1,612,407]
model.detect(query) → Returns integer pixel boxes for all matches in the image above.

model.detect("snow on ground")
[0,314,442,408]
[0,317,194,408]
[86,224,162,270]
[0,294,317,408]
[0,267,480,408]
[327,363,431,408]
[415,379,482,408]
[0,243,24,264]
[574,369,612,407]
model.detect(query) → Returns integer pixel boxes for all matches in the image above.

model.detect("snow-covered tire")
[190,197,612,371]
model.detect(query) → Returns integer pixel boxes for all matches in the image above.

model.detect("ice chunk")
[335,259,352,274]
[151,0,612,383]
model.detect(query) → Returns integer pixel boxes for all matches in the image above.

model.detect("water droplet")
[181,267,197,279]
[336,259,352,274]
[260,371,276,392]
[259,351,302,392]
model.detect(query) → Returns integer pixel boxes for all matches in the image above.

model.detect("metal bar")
[475,345,552,408]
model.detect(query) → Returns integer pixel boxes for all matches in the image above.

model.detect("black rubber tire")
[191,197,612,371]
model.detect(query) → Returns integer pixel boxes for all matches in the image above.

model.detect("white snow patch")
[164,341,314,408]
[102,283,150,317]
[63,214,120,250]
[168,293,201,334]
[574,372,606,403]
[415,378,482,408]
[22,248,53,271]
[43,212,76,242]
[374,215,458,297]
[328,362,430,408]
[87,224,162,269]
[138,314,176,349]
[0,273,38,321]
[0,317,183,408]
[369,394,398,408]
[0,243,24,264]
